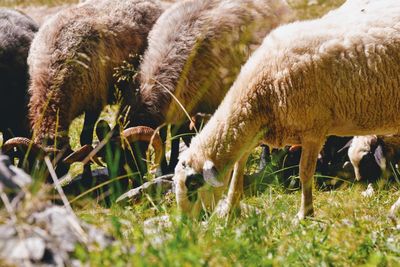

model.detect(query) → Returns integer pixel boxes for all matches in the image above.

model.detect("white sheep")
[347,135,400,182]
[347,135,385,182]
[173,0,400,221]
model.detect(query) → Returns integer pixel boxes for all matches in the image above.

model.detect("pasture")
[2,0,400,266]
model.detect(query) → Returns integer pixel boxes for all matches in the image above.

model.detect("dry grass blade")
[69,172,137,204]
[152,79,198,133]
[44,157,88,245]
[0,183,32,267]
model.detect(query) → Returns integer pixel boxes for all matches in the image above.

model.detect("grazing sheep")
[278,136,353,189]
[0,9,38,142]
[347,135,400,182]
[173,0,400,220]
[3,0,163,174]
[125,0,293,173]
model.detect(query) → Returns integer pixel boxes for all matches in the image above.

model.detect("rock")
[9,237,45,262]
[0,153,115,266]
[143,215,173,247]
[0,204,115,266]
[0,154,32,190]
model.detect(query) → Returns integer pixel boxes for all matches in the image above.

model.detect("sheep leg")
[215,156,246,218]
[2,130,12,143]
[179,122,193,147]
[295,139,324,221]
[170,123,195,173]
[168,133,180,173]
[228,157,246,208]
[166,124,187,173]
[159,126,168,175]
[80,111,100,179]
[258,145,270,171]
[389,197,400,226]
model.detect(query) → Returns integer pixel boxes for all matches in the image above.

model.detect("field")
[3,0,400,266]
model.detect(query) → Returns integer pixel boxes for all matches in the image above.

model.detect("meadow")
[3,0,400,266]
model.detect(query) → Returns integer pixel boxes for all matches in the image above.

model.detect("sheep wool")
[0,9,38,141]
[130,0,293,128]
[27,0,163,151]
[174,0,400,219]
[348,134,400,181]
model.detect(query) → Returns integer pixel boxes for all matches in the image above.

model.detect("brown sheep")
[0,9,38,143]
[124,0,293,174]
[3,0,163,175]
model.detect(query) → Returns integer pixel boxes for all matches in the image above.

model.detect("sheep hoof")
[292,209,314,225]
[292,213,303,225]
[214,198,232,218]
[388,212,398,227]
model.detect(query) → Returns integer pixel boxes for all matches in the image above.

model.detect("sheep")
[347,135,400,182]
[0,9,38,142]
[124,0,293,174]
[172,0,400,220]
[2,0,164,175]
[277,136,353,189]
[20,0,177,26]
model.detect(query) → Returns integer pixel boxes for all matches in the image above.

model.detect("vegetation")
[3,0,400,266]
[73,183,400,266]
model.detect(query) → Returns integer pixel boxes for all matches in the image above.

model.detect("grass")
[70,183,400,266]
[4,0,400,266]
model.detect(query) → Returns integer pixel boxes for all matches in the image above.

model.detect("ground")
[3,0,400,266]
[79,185,400,266]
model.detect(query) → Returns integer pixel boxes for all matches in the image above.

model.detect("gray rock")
[143,215,173,247]
[0,154,32,190]
[0,153,115,266]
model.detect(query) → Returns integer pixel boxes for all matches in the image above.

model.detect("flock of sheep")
[2,0,400,224]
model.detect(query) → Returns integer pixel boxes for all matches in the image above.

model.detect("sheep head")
[173,151,224,218]
[63,123,164,175]
[2,136,71,175]
[347,135,386,181]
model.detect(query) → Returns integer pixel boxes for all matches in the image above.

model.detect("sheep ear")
[202,160,223,187]
[374,144,386,169]
[338,139,353,153]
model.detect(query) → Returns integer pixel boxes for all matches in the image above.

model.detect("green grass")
[72,183,400,266]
